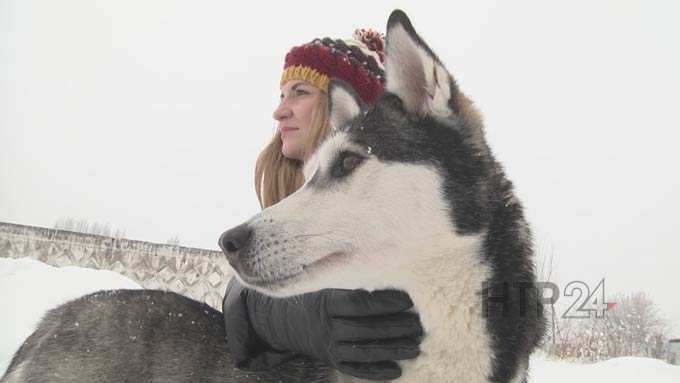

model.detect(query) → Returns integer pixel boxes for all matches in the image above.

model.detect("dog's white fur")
[329,85,365,131]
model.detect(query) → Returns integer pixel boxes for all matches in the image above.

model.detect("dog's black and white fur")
[2,10,544,383]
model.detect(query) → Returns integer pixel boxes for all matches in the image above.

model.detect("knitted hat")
[280,29,385,105]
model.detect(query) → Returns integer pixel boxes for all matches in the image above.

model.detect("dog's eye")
[332,152,365,179]
[342,155,361,172]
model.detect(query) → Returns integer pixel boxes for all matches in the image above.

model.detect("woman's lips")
[280,127,299,137]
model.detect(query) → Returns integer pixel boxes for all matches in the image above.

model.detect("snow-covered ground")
[1,257,679,381]
[530,354,680,382]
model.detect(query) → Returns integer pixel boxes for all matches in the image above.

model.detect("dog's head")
[220,10,493,296]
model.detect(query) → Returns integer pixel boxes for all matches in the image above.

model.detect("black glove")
[223,277,423,381]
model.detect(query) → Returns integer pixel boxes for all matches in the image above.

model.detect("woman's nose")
[273,102,292,121]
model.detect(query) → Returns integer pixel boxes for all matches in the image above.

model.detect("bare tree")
[550,291,671,362]
[54,217,123,239]
[165,235,181,247]
[536,242,559,354]
[74,219,90,234]
[54,217,76,231]
[89,222,112,236]
[113,227,127,239]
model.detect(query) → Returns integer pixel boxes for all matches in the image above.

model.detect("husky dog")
[1,289,331,383]
[1,10,543,383]
[219,10,545,383]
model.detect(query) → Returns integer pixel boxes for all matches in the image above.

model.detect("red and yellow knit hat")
[280,29,386,105]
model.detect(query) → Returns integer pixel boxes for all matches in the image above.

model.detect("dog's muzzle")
[218,223,253,268]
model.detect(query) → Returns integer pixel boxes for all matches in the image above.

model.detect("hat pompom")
[353,28,385,63]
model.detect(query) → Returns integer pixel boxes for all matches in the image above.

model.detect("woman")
[222,30,423,381]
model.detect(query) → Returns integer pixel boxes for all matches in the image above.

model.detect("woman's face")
[273,80,322,160]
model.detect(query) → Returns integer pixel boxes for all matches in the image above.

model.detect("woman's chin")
[281,143,303,160]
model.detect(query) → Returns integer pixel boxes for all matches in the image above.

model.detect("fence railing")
[0,222,233,310]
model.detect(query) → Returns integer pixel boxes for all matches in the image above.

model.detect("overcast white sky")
[1,0,679,334]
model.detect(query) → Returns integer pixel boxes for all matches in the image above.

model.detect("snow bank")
[530,353,680,382]
[0,257,141,375]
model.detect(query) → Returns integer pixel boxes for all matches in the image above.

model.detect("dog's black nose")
[219,224,253,265]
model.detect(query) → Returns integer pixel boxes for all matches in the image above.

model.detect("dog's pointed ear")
[329,79,367,131]
[385,10,458,119]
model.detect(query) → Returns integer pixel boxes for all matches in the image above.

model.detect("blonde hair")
[254,91,330,209]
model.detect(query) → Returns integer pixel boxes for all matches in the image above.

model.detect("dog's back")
[1,290,331,383]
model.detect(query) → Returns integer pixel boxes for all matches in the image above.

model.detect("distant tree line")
[541,291,673,362]
[53,217,126,238]
[536,248,674,363]
[53,217,181,246]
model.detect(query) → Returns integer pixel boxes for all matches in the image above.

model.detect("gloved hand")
[223,277,423,381]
